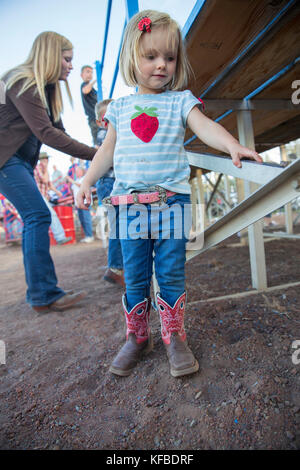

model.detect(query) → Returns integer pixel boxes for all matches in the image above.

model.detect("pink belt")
[102,186,176,206]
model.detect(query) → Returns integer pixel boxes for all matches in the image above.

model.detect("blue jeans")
[96,176,123,270]
[119,194,191,311]
[77,207,93,237]
[0,156,65,306]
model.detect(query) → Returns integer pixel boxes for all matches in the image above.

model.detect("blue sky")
[0,0,197,174]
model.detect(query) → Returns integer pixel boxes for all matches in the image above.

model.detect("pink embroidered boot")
[157,292,199,377]
[109,295,153,376]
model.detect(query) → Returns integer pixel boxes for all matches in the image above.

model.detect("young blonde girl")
[77,10,262,377]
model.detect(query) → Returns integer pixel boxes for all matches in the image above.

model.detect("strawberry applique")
[130,106,159,143]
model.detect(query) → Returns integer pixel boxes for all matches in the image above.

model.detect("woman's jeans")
[0,156,65,306]
[77,207,93,237]
[118,193,191,311]
[96,176,123,270]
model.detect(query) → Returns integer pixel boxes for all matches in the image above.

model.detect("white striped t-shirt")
[105,90,200,195]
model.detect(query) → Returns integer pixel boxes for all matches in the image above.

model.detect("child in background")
[95,99,124,286]
[95,99,112,147]
[77,10,262,378]
[68,166,94,243]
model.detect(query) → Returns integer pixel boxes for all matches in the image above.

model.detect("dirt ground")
[0,223,300,450]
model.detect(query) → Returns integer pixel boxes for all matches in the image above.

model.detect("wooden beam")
[237,109,267,290]
[263,233,300,239]
[199,4,300,100]
[188,280,300,304]
[280,144,294,235]
[186,1,299,97]
[186,160,300,262]
[187,152,284,185]
[202,99,299,111]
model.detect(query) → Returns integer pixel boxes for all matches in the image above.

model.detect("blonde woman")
[0,31,96,312]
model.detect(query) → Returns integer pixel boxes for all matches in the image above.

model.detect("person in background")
[67,166,94,243]
[80,65,98,146]
[34,152,72,245]
[0,31,97,313]
[59,177,73,199]
[67,156,79,179]
[66,157,79,195]
[51,164,64,190]
[95,99,124,287]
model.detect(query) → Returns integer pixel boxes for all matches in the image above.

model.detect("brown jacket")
[0,79,97,169]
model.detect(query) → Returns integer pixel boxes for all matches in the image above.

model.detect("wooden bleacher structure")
[152,0,300,301]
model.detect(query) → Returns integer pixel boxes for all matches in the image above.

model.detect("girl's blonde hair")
[2,31,73,122]
[120,10,193,91]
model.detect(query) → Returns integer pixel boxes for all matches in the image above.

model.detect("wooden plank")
[185,64,300,137]
[202,99,299,111]
[185,106,300,156]
[186,0,293,94]
[187,152,284,184]
[184,3,300,154]
[200,4,300,99]
[188,280,300,304]
[254,114,300,152]
[196,170,207,227]
[280,145,294,234]
[186,159,300,262]
[264,232,300,239]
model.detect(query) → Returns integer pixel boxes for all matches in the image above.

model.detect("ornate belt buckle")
[102,196,112,206]
[155,186,167,205]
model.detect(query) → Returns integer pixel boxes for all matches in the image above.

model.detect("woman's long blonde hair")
[120,10,193,91]
[2,31,73,122]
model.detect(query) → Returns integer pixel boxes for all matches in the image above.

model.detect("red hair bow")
[138,16,151,33]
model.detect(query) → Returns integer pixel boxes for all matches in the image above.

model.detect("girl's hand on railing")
[228,142,263,168]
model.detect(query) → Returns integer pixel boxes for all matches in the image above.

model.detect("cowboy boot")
[109,295,153,376]
[157,292,199,378]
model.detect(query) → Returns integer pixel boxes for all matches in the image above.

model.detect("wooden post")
[191,179,197,232]
[280,145,293,234]
[196,169,207,227]
[237,108,267,290]
[235,173,248,245]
